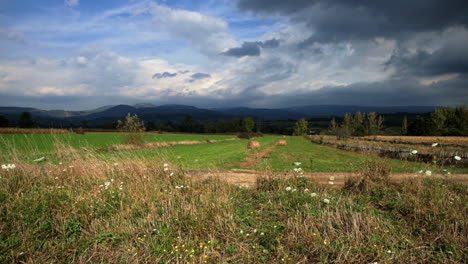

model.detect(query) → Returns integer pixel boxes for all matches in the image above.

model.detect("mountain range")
[0,104,436,127]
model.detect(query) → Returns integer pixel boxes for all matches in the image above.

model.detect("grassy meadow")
[1,132,467,263]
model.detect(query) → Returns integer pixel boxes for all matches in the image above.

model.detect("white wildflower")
[163,167,169,172]
[113,163,118,166]
[293,168,302,172]
[387,250,392,254]
[432,143,438,147]
[260,232,264,236]
[33,157,46,162]
[454,156,461,161]
[2,164,16,170]
[329,176,335,181]
[418,170,423,174]
[411,150,418,154]
[163,163,168,167]
[285,187,292,191]
[69,165,74,168]
[328,181,334,185]
[310,193,317,197]
[294,162,301,166]
[292,188,297,192]
[240,230,244,234]
[425,170,432,176]
[323,198,330,204]
[304,188,310,192]
[170,172,174,176]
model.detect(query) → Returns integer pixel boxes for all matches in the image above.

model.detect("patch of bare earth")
[225,141,279,168]
[185,170,468,188]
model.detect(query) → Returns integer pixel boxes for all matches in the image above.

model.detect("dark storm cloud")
[152,72,177,79]
[385,40,468,77]
[222,39,280,57]
[187,72,211,82]
[222,42,261,57]
[237,0,468,43]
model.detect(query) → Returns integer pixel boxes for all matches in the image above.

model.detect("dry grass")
[277,140,287,146]
[1,145,467,263]
[247,141,260,149]
[365,136,468,145]
[0,128,69,134]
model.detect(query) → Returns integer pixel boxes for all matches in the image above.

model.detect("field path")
[185,170,468,188]
[239,142,279,168]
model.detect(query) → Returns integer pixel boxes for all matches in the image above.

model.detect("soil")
[185,170,468,188]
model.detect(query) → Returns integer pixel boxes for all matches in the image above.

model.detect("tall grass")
[1,147,466,263]
[0,128,69,134]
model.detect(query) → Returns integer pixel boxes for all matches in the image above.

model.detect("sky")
[0,0,467,110]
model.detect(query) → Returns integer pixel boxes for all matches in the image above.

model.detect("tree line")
[327,112,384,138]
[405,105,468,136]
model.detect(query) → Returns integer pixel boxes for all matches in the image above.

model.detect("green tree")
[117,113,146,145]
[328,118,338,135]
[431,108,448,135]
[18,112,34,128]
[401,116,408,135]
[243,117,255,133]
[0,115,9,127]
[352,112,366,136]
[293,119,308,136]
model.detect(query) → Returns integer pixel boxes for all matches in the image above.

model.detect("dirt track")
[184,169,468,188]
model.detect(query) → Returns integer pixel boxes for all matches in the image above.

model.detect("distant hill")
[0,104,438,128]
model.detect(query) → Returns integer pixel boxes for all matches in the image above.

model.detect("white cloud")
[148,3,237,56]
[64,0,79,7]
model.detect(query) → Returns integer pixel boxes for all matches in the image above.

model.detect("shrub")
[117,114,145,145]
[75,127,85,135]
[237,132,263,139]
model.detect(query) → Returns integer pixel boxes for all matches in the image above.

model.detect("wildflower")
[294,162,301,166]
[292,188,297,192]
[328,181,334,185]
[285,187,292,191]
[260,232,264,236]
[164,167,169,172]
[240,230,244,234]
[425,170,432,176]
[170,172,174,176]
[33,157,46,162]
[454,156,461,161]
[329,176,335,181]
[310,193,317,197]
[163,163,169,167]
[323,198,330,204]
[432,143,438,147]
[293,168,302,173]
[69,165,74,168]
[411,150,418,154]
[2,164,16,170]
[387,250,392,254]
[304,188,310,192]
[418,170,423,174]
[113,163,118,166]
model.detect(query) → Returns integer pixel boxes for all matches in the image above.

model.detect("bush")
[75,127,85,135]
[117,114,145,145]
[237,132,263,139]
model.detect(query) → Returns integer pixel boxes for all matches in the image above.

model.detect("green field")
[1,132,467,263]
[1,133,466,174]
[0,133,234,160]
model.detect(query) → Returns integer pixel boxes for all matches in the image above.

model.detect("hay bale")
[247,141,260,149]
[277,140,287,146]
